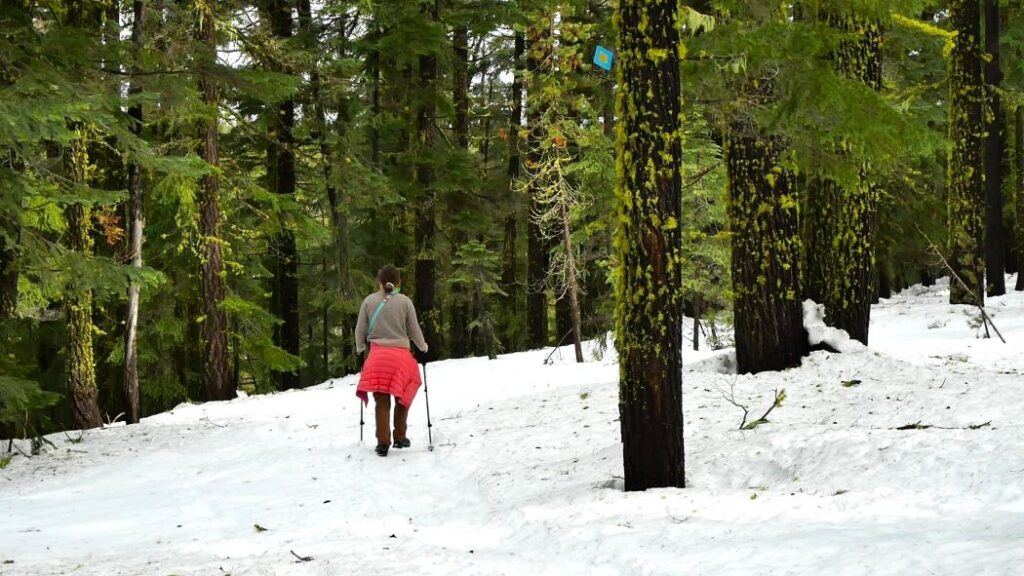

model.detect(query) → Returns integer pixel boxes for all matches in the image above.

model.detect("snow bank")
[2,277,1023,575]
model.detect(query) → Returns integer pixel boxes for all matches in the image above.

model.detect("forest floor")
[2,278,1024,575]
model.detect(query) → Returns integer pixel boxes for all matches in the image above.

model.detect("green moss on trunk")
[948,0,986,305]
[65,131,101,430]
[803,15,881,345]
[727,132,806,374]
[614,0,685,492]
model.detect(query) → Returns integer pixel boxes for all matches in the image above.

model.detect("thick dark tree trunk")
[449,25,470,358]
[526,17,551,349]
[500,32,525,351]
[196,0,233,401]
[266,0,300,390]
[65,148,103,430]
[727,132,807,374]
[123,0,146,424]
[984,0,1005,296]
[63,1,102,430]
[1017,106,1024,291]
[0,231,14,317]
[0,9,19,318]
[0,151,17,318]
[948,0,986,305]
[615,0,685,492]
[414,0,440,359]
[803,15,881,345]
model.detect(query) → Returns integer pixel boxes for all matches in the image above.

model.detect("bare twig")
[916,226,1006,344]
[894,420,991,431]
[290,550,313,562]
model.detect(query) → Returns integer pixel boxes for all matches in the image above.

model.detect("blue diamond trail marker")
[593,45,614,72]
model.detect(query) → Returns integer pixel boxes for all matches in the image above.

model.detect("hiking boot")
[393,438,411,449]
[375,444,389,457]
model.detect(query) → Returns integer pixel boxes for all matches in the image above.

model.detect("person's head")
[376,265,401,294]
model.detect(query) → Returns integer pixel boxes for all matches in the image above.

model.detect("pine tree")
[525,7,553,350]
[984,0,1005,296]
[948,0,986,305]
[804,13,883,345]
[727,130,806,373]
[500,31,525,352]
[64,0,102,430]
[414,0,441,359]
[266,0,301,390]
[123,0,146,424]
[1017,106,1024,291]
[615,0,685,491]
[196,0,233,401]
[449,22,471,358]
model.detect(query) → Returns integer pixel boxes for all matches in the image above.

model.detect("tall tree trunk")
[0,151,17,318]
[299,0,354,373]
[414,0,440,359]
[984,0,1005,296]
[526,15,551,349]
[0,230,14,318]
[812,16,882,345]
[948,0,986,305]
[0,33,17,318]
[449,25,470,358]
[1016,105,1024,291]
[267,0,300,390]
[727,132,806,374]
[65,143,103,430]
[196,0,233,401]
[64,0,102,430]
[560,203,584,363]
[501,32,525,351]
[615,0,685,492]
[123,0,146,424]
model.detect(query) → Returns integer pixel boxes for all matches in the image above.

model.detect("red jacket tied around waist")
[356,343,422,408]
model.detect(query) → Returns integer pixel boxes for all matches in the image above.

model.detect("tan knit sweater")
[354,290,428,355]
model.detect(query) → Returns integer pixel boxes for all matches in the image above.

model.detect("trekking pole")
[359,401,364,443]
[422,362,434,451]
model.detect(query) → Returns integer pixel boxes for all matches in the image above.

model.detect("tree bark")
[414,0,440,359]
[65,140,103,430]
[123,0,146,424]
[1017,105,1024,291]
[526,15,551,349]
[196,0,233,401]
[727,132,807,374]
[948,0,986,305]
[615,0,685,491]
[803,15,881,345]
[500,32,525,351]
[449,24,470,358]
[63,0,102,430]
[0,230,14,318]
[560,203,583,363]
[984,0,1005,296]
[266,0,300,390]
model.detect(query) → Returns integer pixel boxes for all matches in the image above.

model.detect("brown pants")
[373,392,408,446]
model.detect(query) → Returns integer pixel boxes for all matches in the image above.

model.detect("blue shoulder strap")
[365,294,392,344]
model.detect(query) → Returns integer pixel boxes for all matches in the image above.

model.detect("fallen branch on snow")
[712,379,787,430]
[290,550,313,562]
[894,420,991,431]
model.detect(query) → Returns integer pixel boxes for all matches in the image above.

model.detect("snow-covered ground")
[2,278,1024,576]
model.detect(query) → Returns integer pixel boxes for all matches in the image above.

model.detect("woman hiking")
[354,265,429,457]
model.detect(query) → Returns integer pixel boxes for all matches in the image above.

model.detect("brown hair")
[377,265,401,294]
